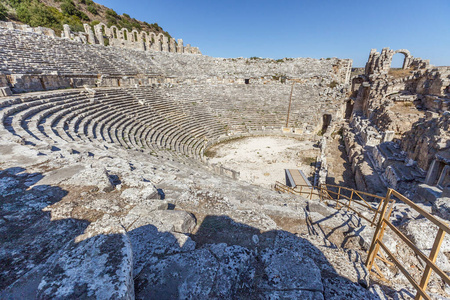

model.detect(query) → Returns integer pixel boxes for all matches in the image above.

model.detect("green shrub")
[0,2,7,20]
[16,2,60,29]
[60,14,84,32]
[60,0,77,16]
[6,0,23,9]
[106,9,119,18]
[86,5,97,14]
[131,21,141,30]
[78,11,89,21]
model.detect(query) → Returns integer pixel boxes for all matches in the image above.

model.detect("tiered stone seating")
[0,30,140,75]
[0,27,344,81]
[0,87,227,161]
[165,83,343,134]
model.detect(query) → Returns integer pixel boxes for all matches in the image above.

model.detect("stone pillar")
[162,35,169,52]
[403,56,412,69]
[83,24,96,44]
[169,38,176,53]
[425,159,441,185]
[364,49,378,75]
[94,24,104,46]
[79,34,87,44]
[437,165,450,189]
[63,24,71,39]
[154,39,161,51]
[177,39,184,53]
[344,59,352,84]
[185,44,191,54]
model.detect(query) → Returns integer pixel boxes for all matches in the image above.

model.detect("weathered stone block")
[37,233,134,299]
[414,183,443,203]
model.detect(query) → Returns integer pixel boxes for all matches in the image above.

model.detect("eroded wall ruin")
[0,21,201,55]
[346,47,449,199]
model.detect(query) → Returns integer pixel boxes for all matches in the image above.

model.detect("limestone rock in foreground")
[401,218,450,252]
[257,247,323,293]
[37,233,134,299]
[135,244,253,300]
[120,186,159,201]
[125,209,197,234]
[323,276,379,300]
[64,165,115,192]
[129,224,196,276]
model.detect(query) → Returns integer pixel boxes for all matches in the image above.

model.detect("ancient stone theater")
[0,12,449,300]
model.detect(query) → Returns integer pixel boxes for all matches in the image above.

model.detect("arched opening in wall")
[101,25,109,46]
[113,28,117,39]
[344,100,354,119]
[245,79,250,84]
[134,32,138,42]
[124,31,128,40]
[388,53,410,77]
[321,114,332,134]
[391,53,406,68]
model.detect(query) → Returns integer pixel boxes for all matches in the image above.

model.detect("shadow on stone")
[133,215,383,299]
[0,167,90,298]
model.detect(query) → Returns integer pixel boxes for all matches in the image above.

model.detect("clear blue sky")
[96,0,450,67]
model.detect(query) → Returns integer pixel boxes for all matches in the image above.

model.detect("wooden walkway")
[285,169,311,188]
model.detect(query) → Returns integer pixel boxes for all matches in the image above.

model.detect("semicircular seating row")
[0,87,228,160]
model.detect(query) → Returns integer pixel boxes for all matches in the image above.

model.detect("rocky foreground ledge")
[0,136,426,299]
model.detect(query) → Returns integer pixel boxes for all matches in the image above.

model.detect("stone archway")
[392,49,412,70]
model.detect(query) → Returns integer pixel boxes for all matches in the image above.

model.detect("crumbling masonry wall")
[347,47,449,199]
[364,47,430,75]
[0,21,201,55]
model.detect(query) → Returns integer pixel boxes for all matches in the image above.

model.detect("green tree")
[16,2,59,29]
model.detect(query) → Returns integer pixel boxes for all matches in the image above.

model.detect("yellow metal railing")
[275,182,450,300]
